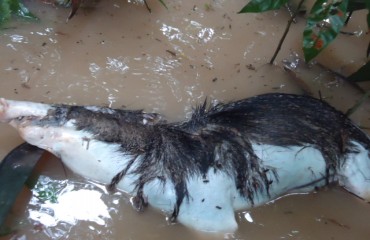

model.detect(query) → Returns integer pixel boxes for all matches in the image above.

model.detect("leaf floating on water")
[303,0,348,62]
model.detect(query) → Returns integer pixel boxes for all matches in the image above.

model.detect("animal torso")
[0,93,369,232]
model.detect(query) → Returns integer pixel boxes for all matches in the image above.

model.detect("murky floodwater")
[0,0,369,239]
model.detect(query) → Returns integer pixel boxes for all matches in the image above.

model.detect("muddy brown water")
[0,0,370,239]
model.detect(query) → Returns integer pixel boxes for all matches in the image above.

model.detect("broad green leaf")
[0,143,44,227]
[347,0,367,11]
[303,0,349,62]
[348,61,370,82]
[239,0,289,13]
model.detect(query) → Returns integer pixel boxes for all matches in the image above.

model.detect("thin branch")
[143,0,152,13]
[344,11,353,25]
[269,0,306,65]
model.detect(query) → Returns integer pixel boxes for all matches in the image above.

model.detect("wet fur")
[37,93,370,220]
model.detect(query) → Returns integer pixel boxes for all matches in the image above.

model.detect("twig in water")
[143,0,151,13]
[269,0,306,65]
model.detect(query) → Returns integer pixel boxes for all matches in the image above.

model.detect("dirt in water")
[0,0,369,239]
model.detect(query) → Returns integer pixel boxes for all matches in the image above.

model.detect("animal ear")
[142,113,164,125]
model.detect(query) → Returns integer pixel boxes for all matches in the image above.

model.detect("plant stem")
[269,0,306,65]
[344,11,353,25]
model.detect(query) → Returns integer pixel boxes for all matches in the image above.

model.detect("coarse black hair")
[47,93,370,220]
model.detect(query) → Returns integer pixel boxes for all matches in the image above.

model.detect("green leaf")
[348,61,370,82]
[0,0,11,24]
[239,0,289,13]
[303,0,349,62]
[0,143,44,227]
[1,0,38,26]
[8,0,38,20]
[347,0,367,11]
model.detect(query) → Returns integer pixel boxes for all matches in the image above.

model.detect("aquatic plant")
[239,0,369,83]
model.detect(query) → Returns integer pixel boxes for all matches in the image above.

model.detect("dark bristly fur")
[42,93,370,220]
